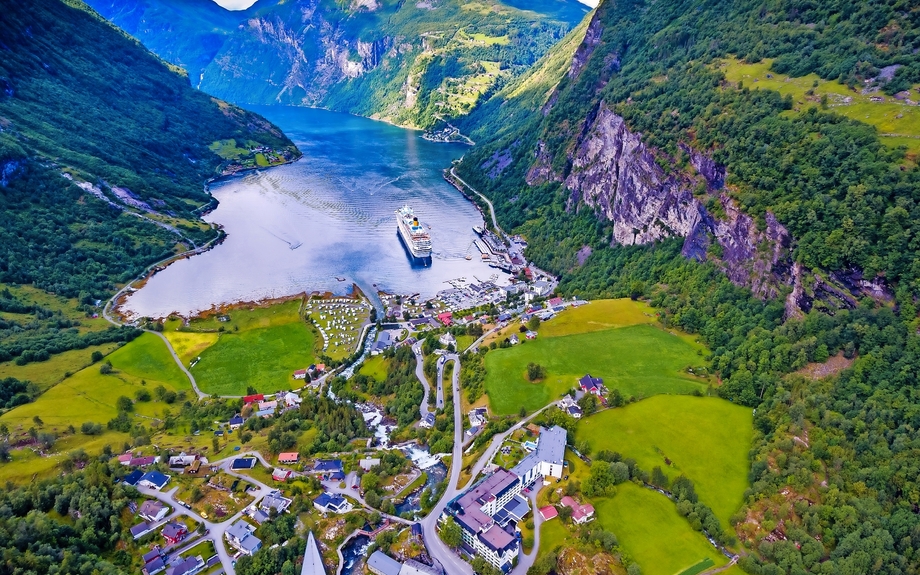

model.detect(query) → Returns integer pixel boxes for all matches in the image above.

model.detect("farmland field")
[181,300,317,395]
[484,324,706,415]
[596,483,727,575]
[538,299,656,338]
[576,395,752,527]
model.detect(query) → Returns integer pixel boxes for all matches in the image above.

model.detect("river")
[119,107,507,319]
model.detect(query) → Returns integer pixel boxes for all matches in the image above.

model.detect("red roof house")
[539,506,558,520]
[436,312,453,326]
[561,496,595,524]
[242,394,264,404]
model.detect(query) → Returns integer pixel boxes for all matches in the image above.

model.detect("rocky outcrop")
[539,100,794,299]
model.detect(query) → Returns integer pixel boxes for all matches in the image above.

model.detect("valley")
[1,0,919,575]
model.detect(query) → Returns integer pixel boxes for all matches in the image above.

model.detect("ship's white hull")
[397,224,432,258]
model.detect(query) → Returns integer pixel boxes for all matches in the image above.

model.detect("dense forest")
[0,0,298,299]
[455,0,920,572]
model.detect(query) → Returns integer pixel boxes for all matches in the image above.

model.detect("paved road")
[413,343,434,418]
[450,167,500,234]
[419,353,475,575]
[435,355,449,409]
[511,488,543,575]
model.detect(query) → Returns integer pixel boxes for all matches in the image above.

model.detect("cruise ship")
[395,205,432,260]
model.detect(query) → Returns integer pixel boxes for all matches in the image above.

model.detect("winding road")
[413,343,434,419]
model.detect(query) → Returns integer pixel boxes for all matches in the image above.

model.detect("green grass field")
[596,483,727,575]
[0,342,121,391]
[484,324,706,415]
[163,330,220,366]
[539,299,656,337]
[359,355,389,381]
[719,58,920,156]
[576,395,752,528]
[192,322,315,395]
[0,333,191,430]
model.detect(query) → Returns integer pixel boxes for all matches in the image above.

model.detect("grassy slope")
[484,324,705,415]
[0,333,190,429]
[538,299,655,337]
[576,395,753,528]
[358,355,389,381]
[190,301,315,395]
[720,58,920,156]
[597,483,727,575]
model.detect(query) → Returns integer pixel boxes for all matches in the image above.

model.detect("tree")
[91,350,103,363]
[651,466,669,489]
[527,363,546,381]
[627,564,642,575]
[527,316,541,331]
[558,505,573,522]
[212,437,220,453]
[32,415,43,427]
[519,405,527,418]
[135,389,151,402]
[99,362,113,375]
[440,517,462,548]
[611,461,630,484]
[577,394,598,415]
[81,422,102,435]
[116,396,133,412]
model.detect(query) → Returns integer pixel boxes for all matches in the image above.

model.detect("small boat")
[465,255,472,260]
[336,277,346,282]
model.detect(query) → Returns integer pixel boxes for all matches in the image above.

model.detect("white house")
[511,425,566,486]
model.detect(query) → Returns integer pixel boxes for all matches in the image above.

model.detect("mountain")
[0,0,300,299]
[85,0,590,130]
[457,1,920,573]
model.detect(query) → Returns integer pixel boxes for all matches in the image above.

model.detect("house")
[273,468,292,481]
[130,456,158,467]
[539,506,558,521]
[258,400,278,412]
[419,413,435,429]
[143,549,163,565]
[261,491,293,514]
[578,374,605,396]
[293,369,308,380]
[438,332,456,348]
[229,414,244,429]
[312,459,343,475]
[558,395,576,409]
[161,522,187,545]
[255,407,275,418]
[242,394,264,405]
[278,452,299,465]
[168,454,197,468]
[139,500,168,522]
[567,405,583,419]
[130,521,154,539]
[247,508,271,525]
[468,407,488,428]
[525,331,537,340]
[143,556,166,575]
[165,555,204,575]
[436,312,453,326]
[560,496,595,524]
[231,458,257,470]
[511,425,567,486]
[282,391,302,407]
[186,460,202,474]
[117,453,133,465]
[313,492,353,514]
[226,520,262,556]
[123,469,144,486]
[548,297,564,308]
[372,331,395,355]
[301,531,326,575]
[138,471,171,490]
[531,280,553,296]
[359,457,381,472]
[367,551,402,575]
[508,334,519,345]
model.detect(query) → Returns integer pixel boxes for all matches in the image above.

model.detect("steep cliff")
[458,0,919,313]
[86,0,589,130]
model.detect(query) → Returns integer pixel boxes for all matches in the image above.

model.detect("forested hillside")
[86,0,589,131]
[457,0,920,573]
[0,0,299,299]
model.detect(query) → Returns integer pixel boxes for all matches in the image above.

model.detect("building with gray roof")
[511,425,567,486]
[301,531,326,575]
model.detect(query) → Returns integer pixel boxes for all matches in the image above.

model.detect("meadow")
[719,58,920,156]
[169,300,316,395]
[0,333,191,430]
[484,324,706,415]
[358,355,389,381]
[538,299,655,337]
[576,395,753,528]
[595,483,727,575]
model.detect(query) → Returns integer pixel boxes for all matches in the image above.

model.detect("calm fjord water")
[120,107,503,319]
